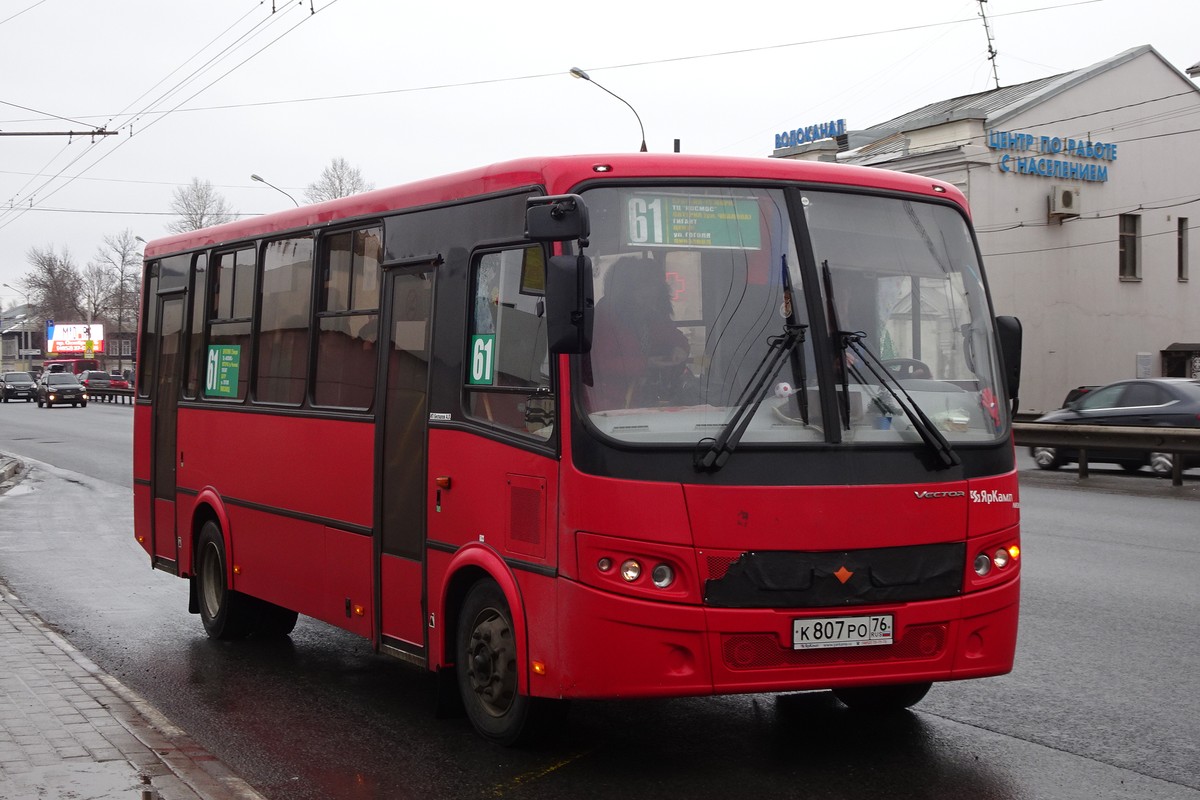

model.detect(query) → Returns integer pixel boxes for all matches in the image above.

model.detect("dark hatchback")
[77,370,114,391]
[1031,378,1200,474]
[1,372,36,402]
[36,372,89,408]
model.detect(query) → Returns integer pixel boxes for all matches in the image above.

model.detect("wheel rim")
[1033,447,1057,467]
[465,606,517,718]
[199,540,225,618]
[1149,452,1173,475]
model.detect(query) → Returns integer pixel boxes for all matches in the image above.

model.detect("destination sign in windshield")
[626,194,761,249]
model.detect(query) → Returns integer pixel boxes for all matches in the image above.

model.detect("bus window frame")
[252,233,316,408]
[310,221,384,413]
[203,246,257,404]
[462,242,558,446]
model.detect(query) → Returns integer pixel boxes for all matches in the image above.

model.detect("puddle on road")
[0,761,148,799]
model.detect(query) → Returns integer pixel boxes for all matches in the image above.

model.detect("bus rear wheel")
[832,682,932,712]
[196,520,254,640]
[456,579,548,745]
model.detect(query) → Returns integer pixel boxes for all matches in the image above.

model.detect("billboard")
[47,323,105,356]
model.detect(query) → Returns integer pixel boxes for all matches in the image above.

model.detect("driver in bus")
[586,255,691,410]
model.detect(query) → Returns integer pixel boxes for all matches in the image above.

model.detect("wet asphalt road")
[1,401,1198,799]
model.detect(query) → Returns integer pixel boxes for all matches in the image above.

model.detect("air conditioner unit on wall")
[1049,185,1082,218]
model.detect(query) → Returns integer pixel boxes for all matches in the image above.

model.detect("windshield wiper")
[820,260,957,469]
[694,323,807,472]
[841,331,961,469]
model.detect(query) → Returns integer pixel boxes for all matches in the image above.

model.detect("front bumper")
[540,577,1018,699]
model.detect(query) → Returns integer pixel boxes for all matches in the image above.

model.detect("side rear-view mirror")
[996,315,1022,410]
[526,194,590,243]
[545,254,594,354]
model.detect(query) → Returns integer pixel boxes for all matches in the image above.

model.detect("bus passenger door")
[375,267,435,655]
[150,293,185,567]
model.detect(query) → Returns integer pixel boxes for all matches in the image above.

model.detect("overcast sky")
[1,0,1196,306]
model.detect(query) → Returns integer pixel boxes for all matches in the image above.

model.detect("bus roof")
[144,154,968,259]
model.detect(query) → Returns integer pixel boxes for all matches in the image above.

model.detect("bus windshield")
[577,185,1006,448]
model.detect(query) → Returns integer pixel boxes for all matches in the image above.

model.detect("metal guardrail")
[1013,422,1200,486]
[88,388,135,405]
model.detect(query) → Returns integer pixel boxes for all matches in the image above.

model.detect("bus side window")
[205,248,255,401]
[465,246,554,439]
[313,226,382,410]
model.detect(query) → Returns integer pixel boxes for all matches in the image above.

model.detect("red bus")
[43,357,100,374]
[134,154,1023,744]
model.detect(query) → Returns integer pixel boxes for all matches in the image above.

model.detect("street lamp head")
[568,67,648,153]
[249,173,299,207]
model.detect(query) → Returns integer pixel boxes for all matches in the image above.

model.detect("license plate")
[793,614,893,650]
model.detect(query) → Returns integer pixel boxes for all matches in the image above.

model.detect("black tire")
[80,401,87,408]
[195,520,255,640]
[1031,446,1061,470]
[1119,462,1144,474]
[832,681,932,712]
[456,579,547,745]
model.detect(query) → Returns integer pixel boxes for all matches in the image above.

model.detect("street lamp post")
[250,174,300,207]
[569,67,648,153]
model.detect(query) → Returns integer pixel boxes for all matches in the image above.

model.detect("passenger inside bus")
[587,255,692,409]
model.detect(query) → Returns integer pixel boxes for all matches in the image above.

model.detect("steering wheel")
[882,358,932,380]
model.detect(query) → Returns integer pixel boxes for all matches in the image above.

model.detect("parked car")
[36,372,89,408]
[1,372,37,402]
[77,370,114,391]
[108,374,130,390]
[1061,385,1099,406]
[1030,378,1200,474]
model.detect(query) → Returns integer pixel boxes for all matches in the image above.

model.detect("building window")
[1179,217,1190,282]
[1118,213,1140,281]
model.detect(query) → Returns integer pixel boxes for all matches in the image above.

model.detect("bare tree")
[167,177,237,233]
[79,262,114,324]
[89,229,142,367]
[21,245,84,323]
[303,157,374,203]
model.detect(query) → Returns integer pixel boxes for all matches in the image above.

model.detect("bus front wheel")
[196,520,254,640]
[456,579,548,745]
[832,681,932,712]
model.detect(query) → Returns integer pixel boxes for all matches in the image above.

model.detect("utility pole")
[978,0,1001,90]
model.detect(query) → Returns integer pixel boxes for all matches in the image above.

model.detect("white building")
[773,45,1200,414]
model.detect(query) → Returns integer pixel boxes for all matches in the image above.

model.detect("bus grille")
[721,624,947,670]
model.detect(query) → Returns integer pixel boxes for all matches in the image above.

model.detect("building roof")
[845,45,1198,160]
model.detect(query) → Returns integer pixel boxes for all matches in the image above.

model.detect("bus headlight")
[973,553,992,576]
[651,563,675,588]
[620,560,641,582]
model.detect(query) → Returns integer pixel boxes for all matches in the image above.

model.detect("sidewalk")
[0,455,265,800]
